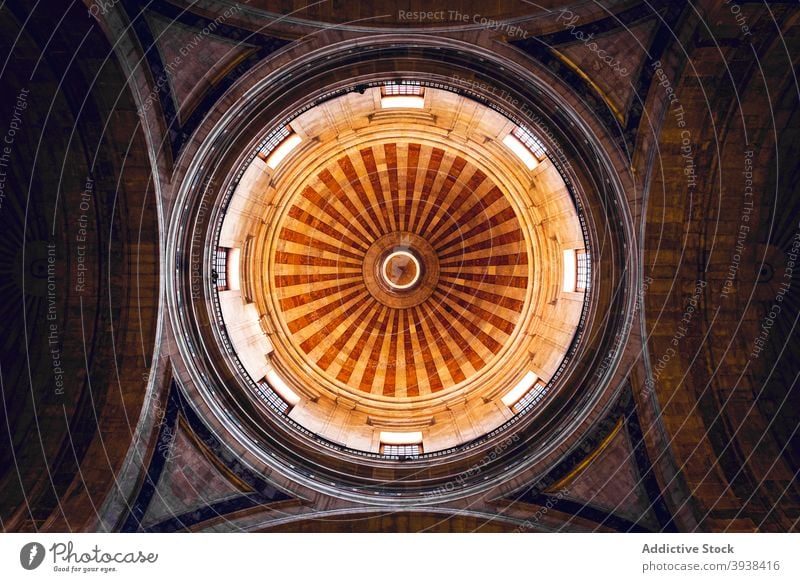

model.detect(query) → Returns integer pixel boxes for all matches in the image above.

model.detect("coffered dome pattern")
[218,85,587,452]
[270,142,529,398]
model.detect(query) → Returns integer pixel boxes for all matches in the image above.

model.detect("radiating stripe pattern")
[271,142,529,398]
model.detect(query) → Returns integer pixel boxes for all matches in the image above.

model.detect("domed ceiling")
[218,85,587,452]
[269,143,529,398]
[3,0,797,536]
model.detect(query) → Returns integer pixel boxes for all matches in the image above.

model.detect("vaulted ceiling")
[0,0,797,533]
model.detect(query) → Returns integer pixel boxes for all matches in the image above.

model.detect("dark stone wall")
[0,1,159,532]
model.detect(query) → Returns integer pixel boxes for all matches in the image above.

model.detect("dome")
[4,0,796,536]
[215,85,587,453]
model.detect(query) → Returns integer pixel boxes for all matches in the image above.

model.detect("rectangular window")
[381,96,425,109]
[215,247,228,291]
[576,249,590,292]
[259,125,291,158]
[381,83,424,97]
[513,381,549,414]
[501,370,538,407]
[265,368,301,406]
[562,249,576,292]
[256,380,291,414]
[379,431,423,456]
[265,133,302,169]
[227,247,241,291]
[502,133,538,170]
[380,84,425,109]
[381,443,422,456]
[512,126,547,160]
